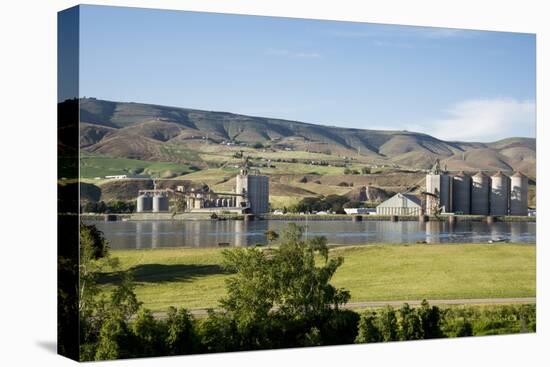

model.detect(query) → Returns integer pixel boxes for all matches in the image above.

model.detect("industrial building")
[136,190,169,213]
[135,168,270,215]
[235,170,270,215]
[426,168,452,214]
[376,193,422,216]
[422,161,529,216]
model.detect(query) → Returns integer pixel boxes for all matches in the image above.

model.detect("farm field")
[79,153,196,179]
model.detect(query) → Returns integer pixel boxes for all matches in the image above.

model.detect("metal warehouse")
[376,193,422,216]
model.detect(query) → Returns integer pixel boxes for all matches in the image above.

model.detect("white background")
[0,0,548,365]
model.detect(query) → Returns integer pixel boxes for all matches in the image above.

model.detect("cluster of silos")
[426,170,528,216]
[136,191,169,213]
[136,193,153,213]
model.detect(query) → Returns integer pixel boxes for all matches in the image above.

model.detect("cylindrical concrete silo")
[510,172,529,216]
[471,172,490,215]
[136,194,152,213]
[490,171,510,216]
[425,173,452,214]
[152,193,169,212]
[452,172,471,214]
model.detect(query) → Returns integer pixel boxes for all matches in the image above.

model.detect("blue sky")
[78,5,536,142]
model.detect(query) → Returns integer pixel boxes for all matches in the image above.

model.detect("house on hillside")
[376,193,422,216]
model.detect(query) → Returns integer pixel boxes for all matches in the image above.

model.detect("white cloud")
[408,98,536,142]
[324,26,480,40]
[419,28,478,39]
[264,48,321,59]
[372,40,414,49]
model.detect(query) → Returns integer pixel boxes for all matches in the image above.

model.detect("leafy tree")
[291,195,350,214]
[219,223,350,348]
[302,327,322,347]
[131,308,167,357]
[418,300,443,339]
[398,303,423,340]
[198,311,239,353]
[319,309,360,345]
[91,275,142,360]
[80,223,109,260]
[356,310,382,343]
[110,273,142,321]
[95,314,127,360]
[444,317,473,337]
[79,223,113,317]
[271,224,350,318]
[377,306,399,342]
[165,307,199,355]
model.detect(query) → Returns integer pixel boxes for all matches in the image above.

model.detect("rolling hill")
[73,98,536,177]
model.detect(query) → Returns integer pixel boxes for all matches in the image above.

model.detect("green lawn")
[99,244,535,312]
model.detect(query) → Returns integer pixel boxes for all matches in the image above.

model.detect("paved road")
[151,297,535,319]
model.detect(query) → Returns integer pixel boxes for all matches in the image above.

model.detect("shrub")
[356,310,382,343]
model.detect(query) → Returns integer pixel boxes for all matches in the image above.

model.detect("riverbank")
[98,243,536,312]
[81,212,536,222]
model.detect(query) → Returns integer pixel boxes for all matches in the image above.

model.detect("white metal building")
[376,193,422,216]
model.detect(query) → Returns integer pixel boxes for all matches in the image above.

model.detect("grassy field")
[80,154,196,178]
[269,195,303,209]
[99,244,536,312]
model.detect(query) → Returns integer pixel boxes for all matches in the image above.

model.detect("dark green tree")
[131,308,167,357]
[198,311,239,353]
[355,310,382,343]
[165,307,199,355]
[418,300,443,339]
[445,317,473,337]
[219,223,350,348]
[92,275,142,360]
[94,314,127,361]
[377,306,399,342]
[398,303,423,340]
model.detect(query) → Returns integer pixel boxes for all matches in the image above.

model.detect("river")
[84,220,536,249]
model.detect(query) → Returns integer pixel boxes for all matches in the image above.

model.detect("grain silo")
[471,172,490,215]
[136,193,152,213]
[490,171,510,216]
[152,192,169,212]
[452,172,471,214]
[236,171,269,214]
[510,172,528,216]
[425,173,452,215]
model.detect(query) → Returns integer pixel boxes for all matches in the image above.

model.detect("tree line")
[81,200,135,214]
[63,223,536,361]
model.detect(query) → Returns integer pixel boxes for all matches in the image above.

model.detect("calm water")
[85,220,536,249]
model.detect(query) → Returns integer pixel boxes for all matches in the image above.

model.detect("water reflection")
[87,220,536,250]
